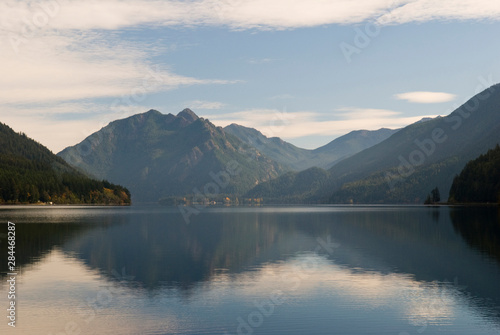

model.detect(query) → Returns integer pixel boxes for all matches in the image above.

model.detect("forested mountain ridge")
[224,124,311,170]
[0,122,131,205]
[449,144,500,204]
[324,84,500,203]
[58,109,286,202]
[245,167,331,203]
[247,84,500,203]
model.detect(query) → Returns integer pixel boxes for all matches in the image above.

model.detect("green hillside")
[0,122,131,205]
[224,124,311,170]
[245,167,331,203]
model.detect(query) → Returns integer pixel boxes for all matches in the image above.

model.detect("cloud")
[0,31,237,105]
[377,0,500,25]
[209,107,437,141]
[0,0,493,152]
[394,91,457,104]
[1,110,103,154]
[0,0,396,33]
[210,254,457,323]
[4,104,431,153]
[0,1,493,106]
[335,107,401,118]
[2,0,497,36]
[189,100,226,110]
[0,101,153,153]
[0,1,241,107]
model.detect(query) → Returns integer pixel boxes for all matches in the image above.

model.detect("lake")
[1,205,500,335]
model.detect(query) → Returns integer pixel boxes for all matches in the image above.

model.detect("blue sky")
[1,0,500,152]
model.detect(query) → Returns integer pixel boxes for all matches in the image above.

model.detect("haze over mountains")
[328,83,500,203]
[224,124,397,170]
[250,84,500,203]
[57,108,399,203]
[54,83,500,204]
[58,109,285,202]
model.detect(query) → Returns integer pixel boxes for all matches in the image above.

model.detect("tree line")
[0,154,130,204]
[0,122,131,205]
[449,144,500,204]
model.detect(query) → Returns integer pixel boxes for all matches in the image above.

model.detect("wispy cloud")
[377,0,500,25]
[0,1,241,108]
[209,107,437,140]
[336,107,401,119]
[189,100,226,110]
[0,0,494,152]
[394,91,457,104]
[0,0,394,33]
[3,1,497,35]
[0,31,236,105]
[0,0,487,106]
[0,1,494,107]
[0,102,151,153]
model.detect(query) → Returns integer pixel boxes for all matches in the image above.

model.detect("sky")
[1,0,500,152]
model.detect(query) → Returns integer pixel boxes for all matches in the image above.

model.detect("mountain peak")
[177,108,199,122]
[144,109,162,116]
[57,109,285,202]
[415,116,439,124]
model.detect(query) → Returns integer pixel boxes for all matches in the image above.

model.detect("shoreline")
[0,202,131,207]
[425,202,500,207]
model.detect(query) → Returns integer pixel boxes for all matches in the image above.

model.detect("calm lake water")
[1,205,500,335]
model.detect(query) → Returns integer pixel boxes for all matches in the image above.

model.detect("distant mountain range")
[57,108,399,203]
[250,84,500,203]
[55,83,500,204]
[0,122,130,205]
[58,109,285,202]
[224,124,397,170]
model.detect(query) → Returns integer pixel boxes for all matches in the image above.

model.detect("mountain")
[58,109,286,202]
[224,124,397,170]
[223,124,311,170]
[326,84,500,203]
[312,128,399,169]
[248,84,500,204]
[448,144,500,204]
[0,122,131,205]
